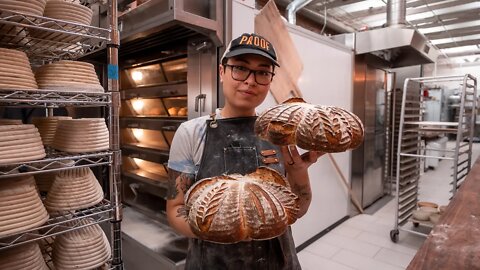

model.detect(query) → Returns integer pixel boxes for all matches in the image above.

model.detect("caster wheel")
[390,229,399,243]
[413,222,419,227]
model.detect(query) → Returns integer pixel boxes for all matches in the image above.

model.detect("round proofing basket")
[0,0,47,16]
[0,48,37,90]
[29,1,92,43]
[52,220,111,270]
[0,242,49,270]
[0,175,49,237]
[35,61,104,93]
[0,119,23,125]
[32,116,72,146]
[52,119,109,153]
[44,167,104,212]
[31,159,75,193]
[0,124,46,165]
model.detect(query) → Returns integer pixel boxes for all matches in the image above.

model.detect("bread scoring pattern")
[255,98,364,152]
[185,167,299,244]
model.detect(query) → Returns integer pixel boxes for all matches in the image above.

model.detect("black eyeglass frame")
[223,64,275,85]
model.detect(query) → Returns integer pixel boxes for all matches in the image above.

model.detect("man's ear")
[219,64,224,82]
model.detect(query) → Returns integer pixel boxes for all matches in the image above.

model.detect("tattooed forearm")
[176,206,188,220]
[292,183,312,202]
[167,169,194,200]
[291,182,312,217]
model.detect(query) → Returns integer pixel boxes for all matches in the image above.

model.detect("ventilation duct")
[333,0,437,68]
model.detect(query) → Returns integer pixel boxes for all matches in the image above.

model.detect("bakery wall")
[230,0,355,247]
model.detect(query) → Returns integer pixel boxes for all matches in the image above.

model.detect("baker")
[166,33,323,270]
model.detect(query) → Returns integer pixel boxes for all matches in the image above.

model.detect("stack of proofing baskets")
[0,0,116,269]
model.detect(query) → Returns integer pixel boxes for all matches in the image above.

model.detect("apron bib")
[185,116,301,270]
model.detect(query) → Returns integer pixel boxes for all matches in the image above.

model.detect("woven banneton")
[51,118,109,153]
[33,159,75,192]
[44,167,103,212]
[43,0,93,24]
[0,0,47,16]
[0,119,23,125]
[28,0,92,43]
[0,48,38,90]
[0,124,46,165]
[35,61,104,93]
[52,219,111,270]
[32,116,72,146]
[255,97,365,152]
[0,242,49,270]
[0,175,49,237]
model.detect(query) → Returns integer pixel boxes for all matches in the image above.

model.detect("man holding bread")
[166,33,323,270]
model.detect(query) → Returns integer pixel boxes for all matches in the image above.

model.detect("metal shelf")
[0,9,110,62]
[0,88,111,107]
[408,217,434,229]
[0,199,113,250]
[122,145,169,164]
[0,148,112,178]
[391,74,477,243]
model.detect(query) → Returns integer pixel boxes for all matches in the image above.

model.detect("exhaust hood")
[332,0,438,68]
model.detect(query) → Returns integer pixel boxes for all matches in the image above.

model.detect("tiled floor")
[298,142,480,270]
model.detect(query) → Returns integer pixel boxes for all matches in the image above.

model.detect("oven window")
[125,64,166,87]
[124,57,187,88]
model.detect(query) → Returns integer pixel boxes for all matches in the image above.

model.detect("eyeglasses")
[224,64,275,85]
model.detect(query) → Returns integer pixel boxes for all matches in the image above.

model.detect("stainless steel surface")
[117,0,223,46]
[122,207,186,270]
[107,1,122,267]
[384,72,396,194]
[121,83,187,99]
[275,0,356,33]
[272,1,479,64]
[116,3,220,265]
[117,39,217,269]
[0,90,111,107]
[392,74,477,240]
[331,0,437,68]
[0,150,112,178]
[187,39,217,119]
[286,0,313,25]
[333,28,438,68]
[386,0,406,28]
[351,56,387,209]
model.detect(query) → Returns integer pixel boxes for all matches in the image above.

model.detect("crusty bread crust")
[185,167,299,244]
[255,98,364,152]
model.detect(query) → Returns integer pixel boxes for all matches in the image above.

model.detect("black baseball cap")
[222,33,280,67]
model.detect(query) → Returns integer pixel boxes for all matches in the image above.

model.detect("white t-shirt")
[167,108,223,175]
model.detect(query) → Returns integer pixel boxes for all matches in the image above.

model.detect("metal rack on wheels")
[0,1,122,269]
[390,74,477,243]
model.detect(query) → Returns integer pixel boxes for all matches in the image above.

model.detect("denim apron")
[184,115,301,270]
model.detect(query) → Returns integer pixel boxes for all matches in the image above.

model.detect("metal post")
[107,0,122,268]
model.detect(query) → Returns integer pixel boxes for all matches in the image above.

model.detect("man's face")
[219,54,274,113]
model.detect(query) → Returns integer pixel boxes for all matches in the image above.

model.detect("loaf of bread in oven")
[254,98,364,152]
[185,167,299,244]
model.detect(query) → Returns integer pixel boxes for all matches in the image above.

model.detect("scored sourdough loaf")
[185,166,299,244]
[254,97,364,152]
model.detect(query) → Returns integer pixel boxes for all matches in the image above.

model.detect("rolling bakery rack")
[0,0,122,269]
[390,74,477,242]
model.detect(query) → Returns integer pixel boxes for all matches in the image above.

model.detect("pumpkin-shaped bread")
[254,98,364,152]
[185,167,299,244]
